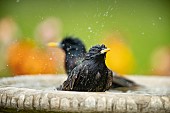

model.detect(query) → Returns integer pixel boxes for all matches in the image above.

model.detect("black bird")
[48,36,138,88]
[61,44,113,91]
[48,36,86,75]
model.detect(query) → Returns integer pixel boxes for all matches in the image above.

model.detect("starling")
[48,36,86,75]
[48,36,138,89]
[61,44,113,91]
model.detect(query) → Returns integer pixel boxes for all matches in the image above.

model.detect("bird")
[48,36,86,75]
[61,44,113,91]
[48,36,138,89]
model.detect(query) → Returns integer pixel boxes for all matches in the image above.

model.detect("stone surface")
[0,75,170,113]
[50,97,60,111]
[72,97,79,111]
[40,93,49,110]
[84,96,96,111]
[60,98,70,111]
[97,97,106,111]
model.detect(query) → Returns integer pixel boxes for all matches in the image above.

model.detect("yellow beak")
[47,42,59,47]
[100,48,110,54]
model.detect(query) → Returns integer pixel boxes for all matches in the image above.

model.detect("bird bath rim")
[0,75,170,112]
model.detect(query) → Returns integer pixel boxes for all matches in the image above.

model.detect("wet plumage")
[61,44,113,91]
[59,37,86,75]
[48,36,138,89]
[48,36,86,75]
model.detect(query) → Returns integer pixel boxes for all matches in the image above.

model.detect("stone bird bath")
[0,75,170,113]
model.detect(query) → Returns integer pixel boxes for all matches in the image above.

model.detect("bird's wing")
[112,72,138,88]
[105,69,113,90]
[62,64,83,90]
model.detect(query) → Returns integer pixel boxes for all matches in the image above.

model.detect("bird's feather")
[54,37,138,90]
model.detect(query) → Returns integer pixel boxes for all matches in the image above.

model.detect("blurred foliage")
[0,0,170,76]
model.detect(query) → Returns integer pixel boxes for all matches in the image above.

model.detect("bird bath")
[0,75,170,113]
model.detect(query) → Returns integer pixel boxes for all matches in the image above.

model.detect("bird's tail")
[111,72,140,89]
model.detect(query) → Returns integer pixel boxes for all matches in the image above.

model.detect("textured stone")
[60,98,70,110]
[50,97,60,110]
[134,95,151,112]
[11,97,18,108]
[1,93,7,107]
[161,96,170,110]
[24,96,33,109]
[149,96,164,112]
[72,97,79,111]
[97,97,106,111]
[106,97,113,111]
[17,94,25,109]
[0,93,2,106]
[115,98,126,112]
[126,97,138,113]
[0,75,170,112]
[79,101,84,109]
[6,96,11,107]
[40,93,49,110]
[33,93,41,110]
[84,96,96,111]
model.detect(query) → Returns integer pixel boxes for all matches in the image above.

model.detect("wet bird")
[48,36,86,75]
[61,44,113,91]
[48,36,138,89]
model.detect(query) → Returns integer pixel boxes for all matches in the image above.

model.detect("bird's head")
[86,44,110,61]
[47,36,86,53]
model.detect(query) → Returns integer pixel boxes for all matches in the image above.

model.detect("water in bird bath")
[110,87,170,95]
[0,75,170,95]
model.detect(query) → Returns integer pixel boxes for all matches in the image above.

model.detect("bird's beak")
[100,48,110,54]
[47,42,60,47]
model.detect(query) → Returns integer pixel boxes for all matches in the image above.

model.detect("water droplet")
[96,21,98,23]
[49,57,52,60]
[88,27,91,30]
[152,23,155,26]
[158,17,162,20]
[141,32,145,35]
[32,57,35,59]
[67,48,70,51]
[6,65,8,67]
[16,0,19,3]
